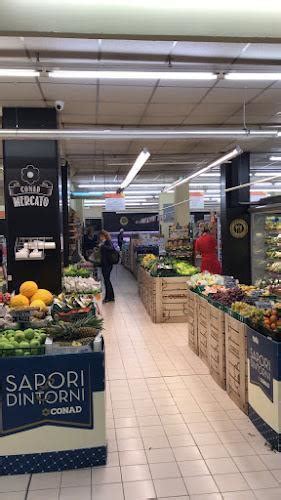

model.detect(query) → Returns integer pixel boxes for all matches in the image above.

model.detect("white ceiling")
[0,36,281,186]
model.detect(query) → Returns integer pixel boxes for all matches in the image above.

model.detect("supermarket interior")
[1,3,281,499]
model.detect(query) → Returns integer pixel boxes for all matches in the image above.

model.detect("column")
[220,152,251,284]
[175,182,190,227]
[159,192,174,240]
[3,107,62,293]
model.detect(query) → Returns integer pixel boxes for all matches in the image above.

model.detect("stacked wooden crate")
[197,295,210,366]
[186,288,198,355]
[225,314,248,413]
[138,269,188,323]
[209,303,226,390]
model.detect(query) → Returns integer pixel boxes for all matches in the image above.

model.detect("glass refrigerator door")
[252,212,281,283]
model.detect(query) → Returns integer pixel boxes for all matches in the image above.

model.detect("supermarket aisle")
[5,266,281,500]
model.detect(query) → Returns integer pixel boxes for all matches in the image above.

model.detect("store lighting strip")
[49,70,218,80]
[120,149,151,190]
[0,69,40,77]
[164,147,242,193]
[78,183,166,189]
[3,68,281,82]
[269,156,281,161]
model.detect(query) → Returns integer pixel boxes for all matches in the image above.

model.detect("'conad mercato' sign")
[8,165,53,208]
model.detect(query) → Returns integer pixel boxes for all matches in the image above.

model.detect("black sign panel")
[3,108,62,293]
[102,212,159,233]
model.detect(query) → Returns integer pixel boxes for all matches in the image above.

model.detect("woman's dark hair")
[99,230,111,240]
[202,223,210,234]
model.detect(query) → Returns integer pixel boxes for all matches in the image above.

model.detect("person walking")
[117,228,124,250]
[195,223,222,274]
[99,230,115,303]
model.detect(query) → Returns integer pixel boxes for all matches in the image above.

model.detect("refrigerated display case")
[251,202,281,283]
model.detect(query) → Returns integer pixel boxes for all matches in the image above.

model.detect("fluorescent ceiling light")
[255,172,280,176]
[190,182,221,187]
[0,69,40,77]
[164,146,242,192]
[49,70,217,81]
[121,149,151,190]
[78,183,120,188]
[121,190,160,195]
[199,173,221,177]
[226,73,281,80]
[269,156,281,161]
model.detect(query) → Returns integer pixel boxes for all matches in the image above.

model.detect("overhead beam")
[1,1,281,42]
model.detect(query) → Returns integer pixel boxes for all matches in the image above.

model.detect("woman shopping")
[99,230,115,303]
[195,223,222,274]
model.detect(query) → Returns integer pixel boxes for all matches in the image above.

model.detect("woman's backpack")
[108,248,120,265]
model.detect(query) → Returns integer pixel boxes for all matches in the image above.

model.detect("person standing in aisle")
[195,223,222,274]
[83,225,97,260]
[117,228,124,250]
[99,230,115,303]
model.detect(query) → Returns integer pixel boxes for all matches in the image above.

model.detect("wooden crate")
[186,288,198,355]
[225,314,248,414]
[209,304,226,389]
[138,269,188,323]
[197,295,210,366]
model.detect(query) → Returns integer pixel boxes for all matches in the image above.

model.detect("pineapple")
[46,314,103,342]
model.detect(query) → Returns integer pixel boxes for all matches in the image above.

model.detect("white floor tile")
[154,477,187,497]
[254,487,281,500]
[184,475,219,495]
[61,469,91,487]
[222,492,256,500]
[119,450,148,466]
[179,459,209,477]
[92,483,124,500]
[0,494,26,500]
[28,489,59,500]
[0,476,30,493]
[243,470,278,489]
[60,486,91,500]
[233,455,267,472]
[206,457,239,475]
[149,461,180,479]
[29,472,61,491]
[92,466,121,484]
[213,473,250,492]
[123,480,155,500]
[173,446,202,461]
[146,447,175,464]
[121,465,151,482]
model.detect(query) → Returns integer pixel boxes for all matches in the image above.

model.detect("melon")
[10,294,29,308]
[31,289,53,306]
[30,299,47,311]
[20,281,38,298]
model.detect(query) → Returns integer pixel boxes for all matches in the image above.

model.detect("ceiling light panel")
[0,69,40,77]
[121,149,151,190]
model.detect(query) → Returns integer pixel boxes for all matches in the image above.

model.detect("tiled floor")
[3,267,281,499]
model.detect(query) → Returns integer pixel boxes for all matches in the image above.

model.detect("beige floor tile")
[178,459,209,477]
[154,477,187,497]
[123,480,155,500]
[149,461,180,479]
[121,465,151,482]
[184,475,219,495]
[243,470,278,489]
[213,473,250,492]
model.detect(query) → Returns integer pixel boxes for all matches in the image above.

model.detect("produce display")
[141,253,158,270]
[52,293,100,321]
[63,276,101,294]
[265,216,281,277]
[141,256,198,277]
[45,313,103,343]
[10,281,54,309]
[187,272,224,289]
[64,264,91,278]
[0,328,46,357]
[209,287,245,307]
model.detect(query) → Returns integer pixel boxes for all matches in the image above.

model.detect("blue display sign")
[0,353,95,436]
[248,327,276,402]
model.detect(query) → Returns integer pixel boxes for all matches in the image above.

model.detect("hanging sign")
[105,193,125,212]
[0,353,94,436]
[190,192,204,210]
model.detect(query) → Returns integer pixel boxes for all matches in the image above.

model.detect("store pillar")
[175,183,189,227]
[220,152,251,284]
[159,192,174,239]
[2,107,62,293]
